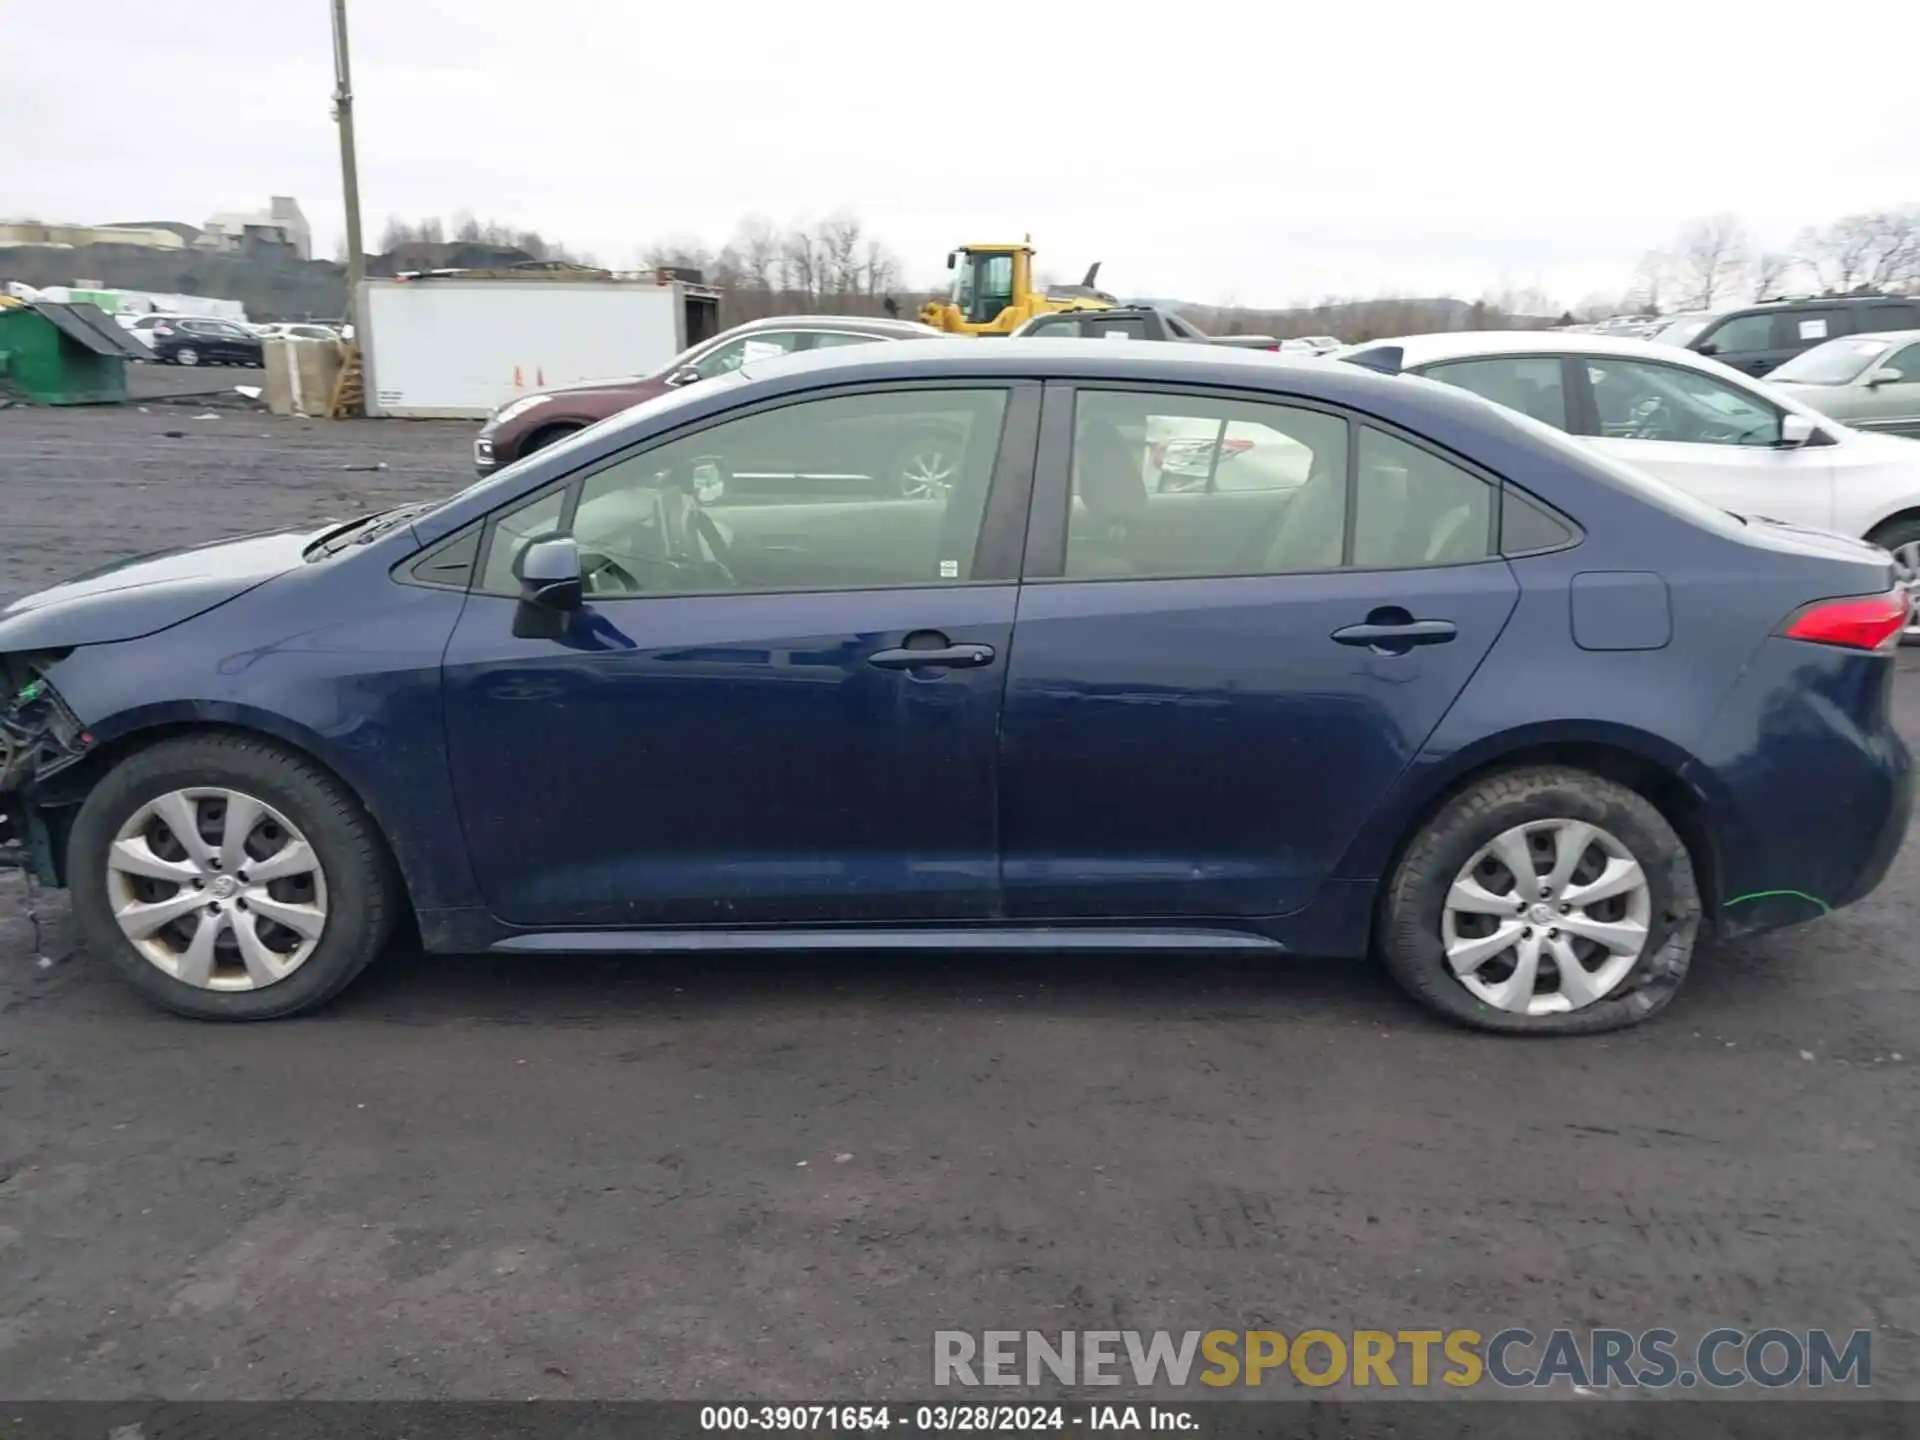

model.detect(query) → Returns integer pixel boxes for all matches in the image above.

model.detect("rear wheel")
[1378,766,1699,1035]
[1867,516,1920,642]
[890,429,962,499]
[68,735,399,1020]
[173,346,200,367]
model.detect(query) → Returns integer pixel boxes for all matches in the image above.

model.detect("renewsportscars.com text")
[933,1328,1871,1391]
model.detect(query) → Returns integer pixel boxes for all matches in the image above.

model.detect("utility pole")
[330,0,369,369]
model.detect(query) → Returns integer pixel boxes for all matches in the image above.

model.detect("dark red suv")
[473,314,943,474]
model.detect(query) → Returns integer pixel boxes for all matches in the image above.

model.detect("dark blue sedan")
[0,341,1910,1033]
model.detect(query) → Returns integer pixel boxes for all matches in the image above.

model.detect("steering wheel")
[580,551,641,596]
[1625,397,1677,441]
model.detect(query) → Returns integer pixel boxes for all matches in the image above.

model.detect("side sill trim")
[490,927,1287,955]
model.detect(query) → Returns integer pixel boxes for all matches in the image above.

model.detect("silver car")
[1767,330,1920,438]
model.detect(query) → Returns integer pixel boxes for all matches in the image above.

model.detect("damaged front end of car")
[0,654,96,883]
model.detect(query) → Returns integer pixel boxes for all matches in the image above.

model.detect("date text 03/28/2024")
[700,1406,1191,1431]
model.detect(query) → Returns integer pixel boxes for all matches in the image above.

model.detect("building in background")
[200,197,312,259]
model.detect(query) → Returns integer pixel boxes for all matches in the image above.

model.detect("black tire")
[173,346,200,367]
[1378,766,1699,1036]
[68,734,400,1021]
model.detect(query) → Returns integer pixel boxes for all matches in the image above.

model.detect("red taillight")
[1781,591,1910,651]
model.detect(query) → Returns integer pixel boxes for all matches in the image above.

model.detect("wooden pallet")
[329,343,365,418]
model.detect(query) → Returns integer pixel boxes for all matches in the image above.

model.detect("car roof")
[727,313,943,339]
[736,336,1323,385]
[1350,329,1674,362]
[1713,294,1910,317]
[1351,328,1763,369]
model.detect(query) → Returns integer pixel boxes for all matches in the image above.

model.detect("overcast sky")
[8,0,1916,309]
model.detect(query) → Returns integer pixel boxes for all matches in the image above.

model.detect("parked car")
[1766,330,1920,439]
[1,341,1909,1033]
[121,313,191,352]
[474,315,944,474]
[143,317,266,368]
[252,323,342,342]
[1339,330,1920,633]
[1009,305,1281,348]
[1652,294,1920,378]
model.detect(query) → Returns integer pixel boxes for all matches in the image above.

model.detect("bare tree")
[1625,249,1674,315]
[1674,213,1751,310]
[1750,250,1799,300]
[779,222,824,303]
[1801,209,1920,294]
[730,215,781,291]
[861,238,901,296]
[642,236,715,275]
[817,213,865,300]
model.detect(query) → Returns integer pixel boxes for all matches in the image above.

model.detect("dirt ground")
[1,393,1918,1403]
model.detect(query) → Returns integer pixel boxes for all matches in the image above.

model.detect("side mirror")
[1779,413,1817,448]
[512,535,582,638]
[1695,341,1717,356]
[1866,367,1903,387]
[665,365,702,387]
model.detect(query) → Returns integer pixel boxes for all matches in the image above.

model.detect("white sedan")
[1336,330,1920,630]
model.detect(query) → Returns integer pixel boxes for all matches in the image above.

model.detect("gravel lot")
[1,394,1917,1403]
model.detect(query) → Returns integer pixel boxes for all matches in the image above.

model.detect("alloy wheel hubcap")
[900,450,955,499]
[1441,818,1651,1016]
[1890,541,1920,635]
[105,787,329,991]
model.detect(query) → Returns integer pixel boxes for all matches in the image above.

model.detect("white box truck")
[359,272,722,419]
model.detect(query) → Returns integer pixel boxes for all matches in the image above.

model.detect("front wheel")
[1378,766,1699,1035]
[68,735,399,1020]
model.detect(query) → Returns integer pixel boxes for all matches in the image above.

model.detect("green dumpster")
[0,300,151,405]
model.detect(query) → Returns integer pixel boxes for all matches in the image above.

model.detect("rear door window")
[1700,312,1774,355]
[1419,356,1570,431]
[1779,309,1843,346]
[1865,302,1920,332]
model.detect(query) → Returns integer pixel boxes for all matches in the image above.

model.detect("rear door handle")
[868,642,996,670]
[1331,619,1457,648]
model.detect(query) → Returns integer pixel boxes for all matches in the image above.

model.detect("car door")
[440,380,1039,929]
[997,383,1520,921]
[1571,355,1836,529]
[1695,311,1782,376]
[1852,340,1920,437]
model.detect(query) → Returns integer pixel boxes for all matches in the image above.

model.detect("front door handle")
[868,640,996,670]
[1332,617,1458,650]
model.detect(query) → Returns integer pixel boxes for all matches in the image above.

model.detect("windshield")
[1769,337,1888,386]
[1652,313,1712,347]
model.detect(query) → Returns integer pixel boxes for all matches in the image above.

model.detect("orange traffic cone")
[536,367,545,386]
[513,365,524,388]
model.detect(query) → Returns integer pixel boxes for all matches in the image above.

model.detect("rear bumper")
[1689,642,1912,939]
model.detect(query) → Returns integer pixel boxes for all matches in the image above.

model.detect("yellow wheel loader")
[919,242,1116,336]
